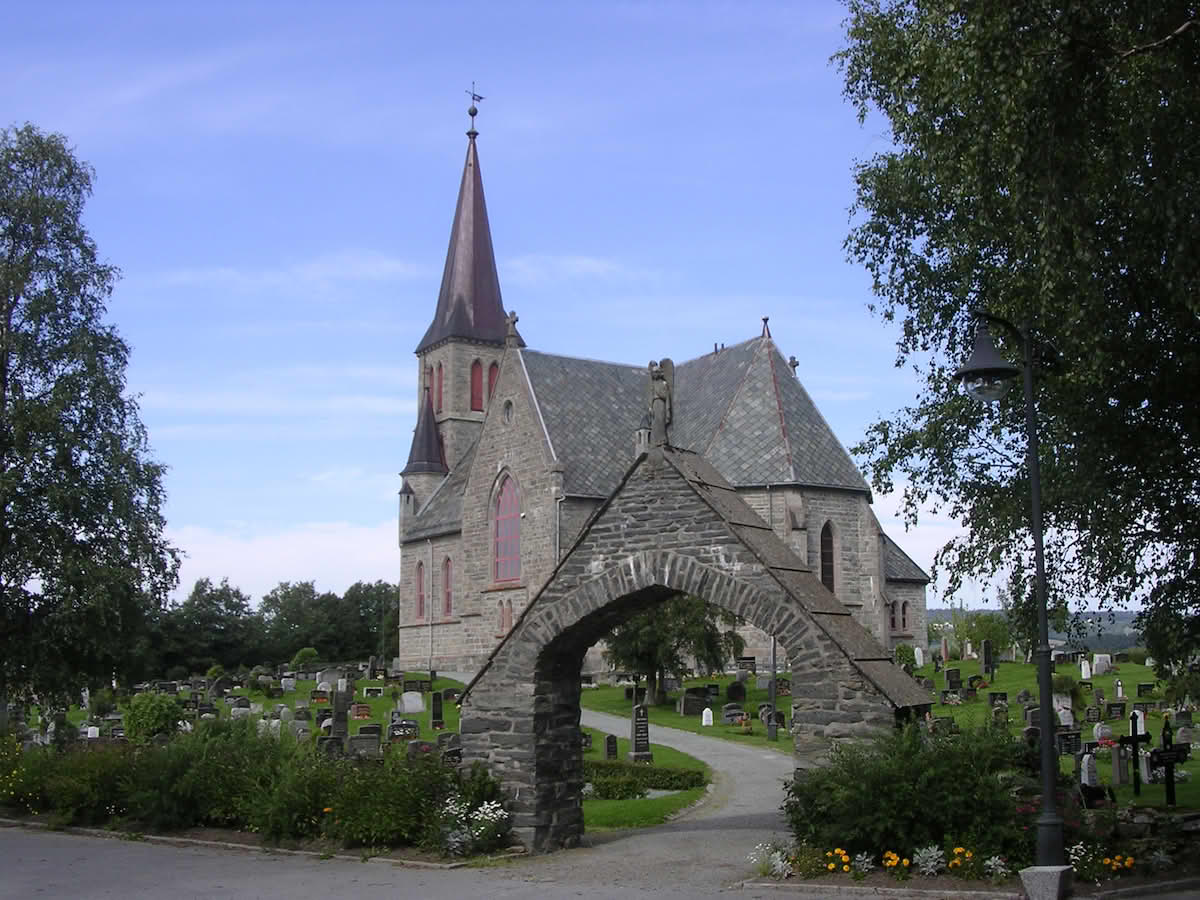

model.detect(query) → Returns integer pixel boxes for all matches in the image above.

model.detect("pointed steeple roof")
[415,125,522,353]
[402,388,447,476]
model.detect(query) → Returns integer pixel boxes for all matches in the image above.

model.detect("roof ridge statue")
[647,358,674,447]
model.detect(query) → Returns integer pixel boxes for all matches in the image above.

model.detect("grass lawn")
[580,678,795,755]
[580,726,710,830]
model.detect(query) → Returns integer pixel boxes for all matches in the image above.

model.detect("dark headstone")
[737,656,758,674]
[1085,706,1101,723]
[721,703,745,724]
[967,674,984,690]
[1137,682,1156,698]
[677,693,707,716]
[310,689,329,704]
[1023,725,1040,746]
[629,704,652,762]
[388,719,420,742]
[726,682,746,703]
[945,668,961,689]
[1015,689,1032,704]
[358,723,382,737]
[234,696,251,709]
[431,691,444,729]
[443,688,459,703]
[317,736,343,757]
[988,691,1008,707]
[604,733,618,760]
[776,678,791,696]
[580,730,592,751]
[1057,730,1082,756]
[1106,701,1127,721]
[407,739,435,761]
[351,703,372,720]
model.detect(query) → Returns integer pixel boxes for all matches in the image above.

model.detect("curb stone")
[0,816,483,869]
[741,879,1022,899]
[1076,877,1200,899]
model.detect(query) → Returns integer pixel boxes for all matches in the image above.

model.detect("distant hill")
[926,607,1142,650]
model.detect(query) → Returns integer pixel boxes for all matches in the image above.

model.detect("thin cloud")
[504,253,660,287]
[151,249,427,295]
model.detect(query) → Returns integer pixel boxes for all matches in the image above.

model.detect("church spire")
[402,386,447,476]
[415,104,523,354]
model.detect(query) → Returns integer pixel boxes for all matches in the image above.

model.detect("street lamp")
[955,313,1064,868]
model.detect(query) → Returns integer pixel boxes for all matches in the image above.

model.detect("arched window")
[901,602,909,632]
[889,602,896,631]
[488,361,499,399]
[415,561,425,620]
[442,557,453,617]
[470,360,484,411]
[435,362,443,412]
[425,365,433,393]
[820,521,835,593]
[494,476,520,581]
[502,598,513,632]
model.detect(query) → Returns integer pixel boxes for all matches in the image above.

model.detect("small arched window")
[502,598,513,632]
[435,362,443,412]
[415,561,425,620]
[889,602,896,631]
[820,521,835,593]
[442,557,453,617]
[494,476,521,582]
[901,602,909,632]
[488,362,499,399]
[470,360,484,411]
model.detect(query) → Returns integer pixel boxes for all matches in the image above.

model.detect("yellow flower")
[1114,855,1123,861]
[835,848,844,855]
[1103,858,1112,865]
[954,847,964,854]
[826,851,833,857]
[965,851,973,859]
[902,859,910,867]
[949,858,961,868]
[843,865,850,872]
[1125,858,1134,868]
[323,807,332,813]
[827,863,835,871]
[841,855,850,863]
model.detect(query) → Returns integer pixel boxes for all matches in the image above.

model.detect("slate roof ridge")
[517,349,557,462]
[699,336,763,457]
[763,338,798,482]
[404,439,478,536]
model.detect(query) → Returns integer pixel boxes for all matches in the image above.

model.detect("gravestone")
[1080,753,1099,787]
[1105,701,1126,721]
[389,720,420,742]
[604,733,618,760]
[1112,744,1130,785]
[677,693,706,716]
[310,689,329,704]
[1138,750,1154,786]
[281,677,296,693]
[967,674,983,690]
[1024,705,1040,726]
[1114,679,1125,699]
[234,696,250,709]
[1093,722,1113,743]
[230,707,251,720]
[1080,659,1092,681]
[1137,682,1156,698]
[403,679,419,693]
[776,678,790,696]
[86,725,100,739]
[348,734,380,759]
[988,691,1008,707]
[1114,652,1130,664]
[1177,726,1194,744]
[1172,710,1193,727]
[1015,689,1032,704]
[279,707,294,722]
[756,676,773,691]
[991,704,1009,728]
[735,669,749,684]
[623,686,647,703]
[351,703,372,720]
[1023,725,1040,746]
[1131,708,1148,736]
[1056,730,1082,756]
[737,656,757,674]
[331,691,350,739]
[945,667,962,689]
[1092,654,1111,676]
[443,688,459,703]
[318,736,343,757]
[579,730,592,751]
[629,704,652,763]
[407,739,435,761]
[701,707,713,727]
[1085,706,1101,724]
[1093,686,1105,704]
[726,681,746,703]
[358,723,382,737]
[721,703,745,724]
[293,706,311,721]
[1150,720,1191,806]
[401,691,425,714]
[363,686,384,699]
[941,636,950,663]
[1056,706,1075,729]
[431,691,444,729]
[981,639,992,677]
[1133,702,1155,722]
[706,683,720,699]
[317,681,332,693]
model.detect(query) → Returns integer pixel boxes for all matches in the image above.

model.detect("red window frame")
[820,522,834,593]
[415,561,425,620]
[488,362,499,399]
[470,360,484,411]
[442,557,453,617]
[435,363,443,412]
[494,477,520,582]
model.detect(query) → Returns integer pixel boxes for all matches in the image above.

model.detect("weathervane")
[466,82,485,134]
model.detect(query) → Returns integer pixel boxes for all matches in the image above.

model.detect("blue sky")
[4,1,981,607]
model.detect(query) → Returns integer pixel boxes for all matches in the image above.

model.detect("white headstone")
[337,678,348,693]
[1080,753,1099,787]
[1115,679,1124,699]
[86,725,100,739]
[1138,751,1153,784]
[1093,654,1111,676]
[1093,722,1113,743]
[256,719,269,734]
[281,677,296,692]
[231,707,251,719]
[914,647,925,667]
[1080,659,1092,680]
[1176,726,1194,744]
[701,707,713,727]
[250,702,263,714]
[401,691,425,714]
[1145,656,1156,668]
[317,681,331,692]
[1132,708,1147,735]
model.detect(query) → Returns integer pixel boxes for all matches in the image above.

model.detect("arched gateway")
[459,446,931,851]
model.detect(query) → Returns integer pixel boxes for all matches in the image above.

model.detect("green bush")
[205,664,226,681]
[42,744,131,825]
[894,644,917,668]
[247,740,341,841]
[591,776,647,800]
[125,693,184,744]
[783,724,1032,864]
[291,647,320,669]
[1125,647,1148,666]
[88,687,117,720]
[583,759,707,790]
[323,753,459,848]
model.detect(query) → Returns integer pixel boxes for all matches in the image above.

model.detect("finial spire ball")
[468,105,478,118]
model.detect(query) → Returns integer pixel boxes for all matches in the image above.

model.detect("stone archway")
[460,447,929,851]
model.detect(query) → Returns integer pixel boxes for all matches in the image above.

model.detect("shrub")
[206,664,226,681]
[125,693,184,744]
[248,740,341,841]
[291,647,320,670]
[323,753,459,848]
[88,687,117,719]
[42,744,131,825]
[894,644,916,668]
[165,665,189,682]
[1125,648,1148,666]
[590,776,647,800]
[583,759,707,790]
[783,724,1032,864]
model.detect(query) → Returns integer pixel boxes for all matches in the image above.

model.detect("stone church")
[396,122,928,674]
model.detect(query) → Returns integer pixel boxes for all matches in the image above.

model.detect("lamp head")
[955,322,1020,403]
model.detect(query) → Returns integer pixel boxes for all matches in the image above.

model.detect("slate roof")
[402,390,447,476]
[883,533,930,583]
[404,334,874,537]
[403,441,476,541]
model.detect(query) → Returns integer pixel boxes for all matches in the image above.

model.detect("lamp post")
[955,314,1064,868]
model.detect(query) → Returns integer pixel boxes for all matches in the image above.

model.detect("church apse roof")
[883,533,930,583]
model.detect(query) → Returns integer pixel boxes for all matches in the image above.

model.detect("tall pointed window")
[901,602,909,632]
[820,521,835,593]
[435,363,443,412]
[442,557,453,617]
[494,476,520,581]
[415,561,425,620]
[470,360,484,411]
[488,362,499,399]
[889,602,896,631]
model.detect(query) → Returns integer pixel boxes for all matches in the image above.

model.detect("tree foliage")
[838,3,1200,667]
[604,594,744,703]
[0,124,178,723]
